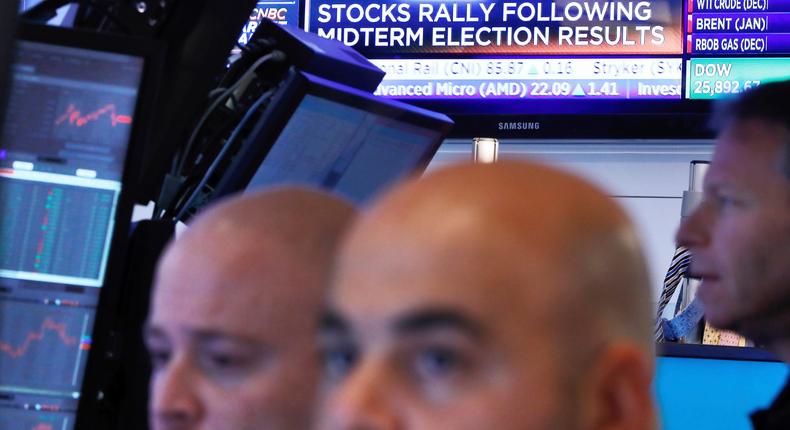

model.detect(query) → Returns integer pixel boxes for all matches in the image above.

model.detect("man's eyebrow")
[320,310,350,334]
[143,323,165,341]
[394,308,486,340]
[189,329,262,346]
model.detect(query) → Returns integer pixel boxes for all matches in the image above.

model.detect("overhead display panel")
[306,0,789,101]
[303,0,790,137]
[306,0,684,102]
[308,0,683,55]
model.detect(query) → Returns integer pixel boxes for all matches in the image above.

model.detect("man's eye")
[148,348,171,370]
[204,352,248,370]
[321,344,357,381]
[714,194,737,210]
[414,346,464,380]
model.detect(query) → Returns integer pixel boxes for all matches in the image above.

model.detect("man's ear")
[578,343,657,430]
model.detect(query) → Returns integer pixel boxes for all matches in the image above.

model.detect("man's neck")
[770,339,790,364]
[738,305,790,363]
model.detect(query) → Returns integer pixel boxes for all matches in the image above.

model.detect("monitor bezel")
[438,106,713,139]
[658,343,781,362]
[0,1,18,138]
[211,69,454,203]
[13,22,164,428]
[370,83,715,139]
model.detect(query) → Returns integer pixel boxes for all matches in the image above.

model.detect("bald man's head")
[146,187,356,430]
[316,161,655,430]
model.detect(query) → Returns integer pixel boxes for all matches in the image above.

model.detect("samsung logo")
[498,121,541,131]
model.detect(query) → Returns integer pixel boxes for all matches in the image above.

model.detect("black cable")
[173,50,285,176]
[173,87,277,222]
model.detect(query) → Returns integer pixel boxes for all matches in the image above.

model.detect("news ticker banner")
[370,58,682,99]
[687,0,790,53]
[238,0,300,45]
[686,57,790,97]
[305,0,684,54]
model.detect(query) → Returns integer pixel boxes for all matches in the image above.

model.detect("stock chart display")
[0,408,74,430]
[1,41,141,180]
[0,300,91,396]
[303,0,790,101]
[0,38,143,429]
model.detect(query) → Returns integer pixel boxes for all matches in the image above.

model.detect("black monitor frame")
[11,22,164,429]
[440,102,714,140]
[0,0,19,137]
[210,69,454,206]
[658,343,781,362]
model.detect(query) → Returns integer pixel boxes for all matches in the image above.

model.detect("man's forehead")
[330,256,561,342]
[152,256,295,335]
[707,121,786,183]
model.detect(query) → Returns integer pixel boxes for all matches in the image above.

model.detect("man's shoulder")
[751,377,790,430]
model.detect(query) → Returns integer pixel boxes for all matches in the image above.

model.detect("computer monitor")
[0,23,159,429]
[206,71,453,211]
[656,344,789,430]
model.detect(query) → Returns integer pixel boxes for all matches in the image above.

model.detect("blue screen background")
[656,356,789,429]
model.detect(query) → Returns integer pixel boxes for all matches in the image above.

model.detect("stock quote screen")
[303,0,790,104]
[0,40,142,429]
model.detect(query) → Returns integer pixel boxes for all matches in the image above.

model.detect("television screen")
[303,0,790,138]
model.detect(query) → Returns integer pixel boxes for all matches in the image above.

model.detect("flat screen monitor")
[303,0,790,138]
[210,71,453,207]
[0,24,156,429]
[657,345,789,430]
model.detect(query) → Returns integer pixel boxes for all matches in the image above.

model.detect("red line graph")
[0,317,78,358]
[54,103,133,128]
[32,424,53,430]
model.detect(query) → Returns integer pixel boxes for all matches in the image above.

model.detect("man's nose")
[319,358,402,430]
[676,201,712,250]
[150,355,203,429]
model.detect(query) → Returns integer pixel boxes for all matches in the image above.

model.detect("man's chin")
[703,309,741,332]
[735,308,790,345]
[704,307,779,344]
[698,282,741,330]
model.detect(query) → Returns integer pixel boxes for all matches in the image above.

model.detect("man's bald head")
[147,187,356,430]
[343,161,651,350]
[159,186,356,308]
[317,161,655,430]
